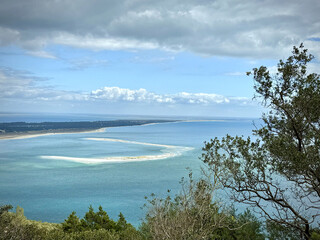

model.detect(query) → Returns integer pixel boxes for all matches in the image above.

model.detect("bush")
[0,206,58,240]
[141,171,265,239]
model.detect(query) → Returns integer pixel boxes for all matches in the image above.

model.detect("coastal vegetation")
[202,44,320,239]
[0,120,174,134]
[1,45,319,239]
[0,176,266,240]
[0,205,143,240]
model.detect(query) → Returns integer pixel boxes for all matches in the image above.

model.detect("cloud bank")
[0,0,319,58]
[0,67,249,106]
[90,87,235,104]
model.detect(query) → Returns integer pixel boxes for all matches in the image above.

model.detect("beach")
[0,128,107,140]
[0,120,221,140]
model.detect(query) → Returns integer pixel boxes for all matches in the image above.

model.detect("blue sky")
[0,0,319,118]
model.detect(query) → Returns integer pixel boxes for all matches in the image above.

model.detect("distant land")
[0,120,176,139]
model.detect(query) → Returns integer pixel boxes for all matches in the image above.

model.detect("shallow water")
[0,119,255,226]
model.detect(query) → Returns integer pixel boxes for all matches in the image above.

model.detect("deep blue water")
[0,117,256,226]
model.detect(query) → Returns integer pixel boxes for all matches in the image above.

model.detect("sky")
[0,0,319,118]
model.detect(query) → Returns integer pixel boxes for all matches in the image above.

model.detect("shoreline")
[0,119,223,140]
[0,128,107,140]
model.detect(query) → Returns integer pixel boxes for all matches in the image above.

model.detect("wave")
[40,137,193,164]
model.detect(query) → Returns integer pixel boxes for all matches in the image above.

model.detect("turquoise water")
[0,119,255,226]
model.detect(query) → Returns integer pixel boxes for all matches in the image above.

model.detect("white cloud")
[52,33,159,51]
[90,87,161,102]
[0,68,249,106]
[26,50,56,59]
[0,67,262,117]
[226,72,246,76]
[173,92,230,104]
[266,66,279,75]
[90,87,236,105]
[66,58,109,71]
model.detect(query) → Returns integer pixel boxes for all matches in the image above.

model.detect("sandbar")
[40,137,194,164]
[40,152,178,164]
[85,137,177,148]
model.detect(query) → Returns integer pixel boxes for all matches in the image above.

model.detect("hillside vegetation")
[0,120,174,133]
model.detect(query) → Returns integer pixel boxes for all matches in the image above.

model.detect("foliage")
[266,221,320,240]
[62,211,82,233]
[47,229,120,240]
[0,205,143,240]
[311,229,320,240]
[266,220,301,240]
[61,206,144,239]
[0,204,12,215]
[141,171,265,239]
[0,206,59,240]
[0,120,173,133]
[213,209,265,240]
[202,44,320,239]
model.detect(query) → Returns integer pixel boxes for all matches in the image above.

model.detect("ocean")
[0,115,256,226]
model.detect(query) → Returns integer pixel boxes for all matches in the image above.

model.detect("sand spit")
[0,128,107,140]
[40,137,193,164]
[0,120,225,140]
[0,121,170,140]
[40,153,178,164]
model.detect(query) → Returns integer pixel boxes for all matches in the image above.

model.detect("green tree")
[59,205,144,239]
[202,44,320,240]
[214,209,265,240]
[81,205,116,231]
[116,212,127,232]
[142,171,265,239]
[0,204,12,216]
[62,211,82,233]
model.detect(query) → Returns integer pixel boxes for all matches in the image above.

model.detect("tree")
[60,205,144,240]
[62,211,82,233]
[142,170,265,239]
[116,212,128,232]
[81,205,116,231]
[202,44,320,240]
[0,204,12,216]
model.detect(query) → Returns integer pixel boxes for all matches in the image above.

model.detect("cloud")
[132,55,175,63]
[90,87,173,103]
[0,67,261,117]
[26,50,56,59]
[0,0,319,58]
[0,67,249,106]
[0,67,86,101]
[66,58,109,71]
[52,33,159,51]
[173,92,230,104]
[0,27,20,45]
[90,87,238,104]
[226,72,246,76]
